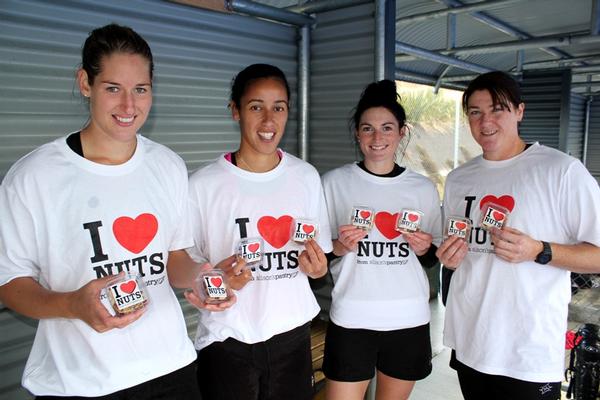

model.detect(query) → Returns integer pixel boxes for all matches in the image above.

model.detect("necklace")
[237,152,257,173]
[236,151,279,173]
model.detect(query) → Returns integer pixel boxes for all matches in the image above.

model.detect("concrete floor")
[410,297,463,400]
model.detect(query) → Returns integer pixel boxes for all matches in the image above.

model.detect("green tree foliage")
[399,89,457,124]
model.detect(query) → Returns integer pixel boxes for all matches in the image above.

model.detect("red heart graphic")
[210,277,222,287]
[408,213,419,222]
[302,225,315,234]
[120,280,137,294]
[360,210,371,219]
[374,212,401,240]
[479,195,515,212]
[455,222,467,230]
[257,215,293,249]
[113,213,158,254]
[493,211,505,221]
[248,243,260,253]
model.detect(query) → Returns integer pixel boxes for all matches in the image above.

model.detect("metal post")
[298,24,310,161]
[434,13,456,92]
[454,95,460,168]
[516,50,524,73]
[583,97,593,166]
[365,373,377,400]
[375,0,386,80]
[592,0,600,35]
[558,70,572,153]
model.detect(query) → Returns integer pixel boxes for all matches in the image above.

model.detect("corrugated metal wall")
[519,70,571,151]
[0,1,298,398]
[567,93,586,160]
[309,3,376,174]
[306,4,376,316]
[587,96,600,182]
[0,0,299,181]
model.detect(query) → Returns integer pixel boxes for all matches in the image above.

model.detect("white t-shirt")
[187,152,333,350]
[443,143,600,382]
[322,164,442,330]
[0,134,197,396]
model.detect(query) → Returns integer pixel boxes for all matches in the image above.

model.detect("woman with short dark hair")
[437,70,600,400]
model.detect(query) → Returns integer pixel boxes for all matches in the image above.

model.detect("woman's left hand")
[403,231,433,256]
[299,239,328,278]
[219,255,253,290]
[184,287,237,311]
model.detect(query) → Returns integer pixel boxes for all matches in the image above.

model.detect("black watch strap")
[535,241,552,264]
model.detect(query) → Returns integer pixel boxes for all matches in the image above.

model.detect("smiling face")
[466,89,525,161]
[78,52,152,145]
[232,77,289,159]
[357,106,405,169]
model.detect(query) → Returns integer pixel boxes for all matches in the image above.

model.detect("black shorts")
[450,351,561,400]
[35,361,200,399]
[322,321,432,382]
[197,322,313,400]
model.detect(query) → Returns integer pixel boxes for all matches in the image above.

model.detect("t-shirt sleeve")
[425,180,443,247]
[321,172,339,240]
[440,175,453,236]
[168,161,194,252]
[0,184,41,286]
[560,160,600,246]
[315,175,333,253]
[185,181,209,264]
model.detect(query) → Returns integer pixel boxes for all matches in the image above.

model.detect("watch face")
[536,242,552,264]
[536,253,551,264]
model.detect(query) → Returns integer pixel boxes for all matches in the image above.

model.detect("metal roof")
[244,0,600,94]
[393,0,600,93]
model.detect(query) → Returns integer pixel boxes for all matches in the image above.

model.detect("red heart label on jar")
[360,210,371,219]
[408,213,419,222]
[210,277,223,287]
[493,211,505,221]
[120,280,137,294]
[455,222,467,230]
[302,225,315,234]
[248,243,260,253]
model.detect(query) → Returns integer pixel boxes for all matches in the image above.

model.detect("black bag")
[565,323,600,400]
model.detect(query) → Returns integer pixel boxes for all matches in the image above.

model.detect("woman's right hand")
[435,235,468,270]
[334,224,368,256]
[68,272,147,333]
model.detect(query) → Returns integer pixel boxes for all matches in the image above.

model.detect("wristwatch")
[535,241,552,264]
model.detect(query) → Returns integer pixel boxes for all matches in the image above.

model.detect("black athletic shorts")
[197,322,313,400]
[323,321,432,382]
[35,361,200,399]
[450,350,561,400]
